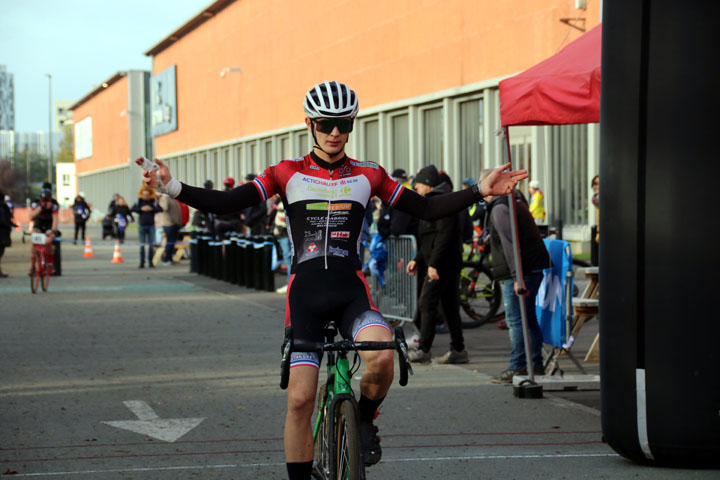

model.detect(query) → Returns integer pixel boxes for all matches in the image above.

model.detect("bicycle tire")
[459,264,502,328]
[313,385,332,480]
[334,399,364,480]
[30,255,41,294]
[41,256,50,292]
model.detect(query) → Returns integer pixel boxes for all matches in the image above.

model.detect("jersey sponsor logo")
[349,160,378,169]
[309,164,321,170]
[338,165,352,177]
[306,202,352,211]
[307,243,318,253]
[331,231,350,239]
[304,230,322,240]
[306,184,352,199]
[329,246,349,257]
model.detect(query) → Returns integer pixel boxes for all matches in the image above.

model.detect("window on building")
[548,124,588,226]
[390,113,409,174]
[296,132,308,157]
[62,174,70,186]
[263,139,273,169]
[363,119,379,162]
[422,106,443,167]
[280,136,290,159]
[459,99,482,181]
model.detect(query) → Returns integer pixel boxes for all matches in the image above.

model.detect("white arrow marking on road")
[102,400,205,442]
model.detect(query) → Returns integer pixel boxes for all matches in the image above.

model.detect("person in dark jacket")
[213,177,244,239]
[405,165,468,364]
[71,193,92,244]
[481,169,551,384]
[242,174,268,235]
[0,188,16,278]
[110,195,133,244]
[131,186,162,268]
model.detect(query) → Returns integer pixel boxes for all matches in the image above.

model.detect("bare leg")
[284,365,319,462]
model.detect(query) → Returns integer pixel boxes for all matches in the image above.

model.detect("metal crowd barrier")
[192,232,276,292]
[368,234,417,325]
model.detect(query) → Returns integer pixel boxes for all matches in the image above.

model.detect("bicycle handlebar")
[279,325,413,390]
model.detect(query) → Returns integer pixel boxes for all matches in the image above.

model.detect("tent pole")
[501,126,542,397]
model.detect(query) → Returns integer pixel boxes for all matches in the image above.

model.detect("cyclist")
[28,188,59,275]
[139,80,528,480]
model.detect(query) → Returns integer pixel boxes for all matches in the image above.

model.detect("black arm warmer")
[176,182,263,215]
[394,185,483,220]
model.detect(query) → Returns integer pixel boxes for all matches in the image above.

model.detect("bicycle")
[280,322,413,480]
[458,231,503,328]
[28,231,52,293]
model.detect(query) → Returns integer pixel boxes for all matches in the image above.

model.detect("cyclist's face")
[306,117,350,155]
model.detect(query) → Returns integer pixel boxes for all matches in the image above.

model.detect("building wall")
[152,0,600,156]
[73,76,130,175]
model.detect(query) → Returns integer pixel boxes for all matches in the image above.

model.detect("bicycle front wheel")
[334,400,364,480]
[30,256,41,294]
[41,256,50,292]
[314,385,332,479]
[459,264,502,328]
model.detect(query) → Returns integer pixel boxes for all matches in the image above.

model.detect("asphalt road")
[1,226,716,479]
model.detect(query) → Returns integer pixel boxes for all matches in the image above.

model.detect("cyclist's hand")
[479,163,529,197]
[406,260,417,275]
[513,281,528,296]
[428,266,440,280]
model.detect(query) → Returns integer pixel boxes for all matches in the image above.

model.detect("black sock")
[286,461,313,480]
[358,394,385,422]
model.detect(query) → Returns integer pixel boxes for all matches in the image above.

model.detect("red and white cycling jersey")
[251,153,404,274]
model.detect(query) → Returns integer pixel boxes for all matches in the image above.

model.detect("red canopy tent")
[499,23,602,127]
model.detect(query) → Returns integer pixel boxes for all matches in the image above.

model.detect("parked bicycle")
[458,229,502,328]
[280,322,412,480]
[27,231,52,293]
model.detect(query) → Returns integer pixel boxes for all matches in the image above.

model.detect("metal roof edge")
[144,0,235,57]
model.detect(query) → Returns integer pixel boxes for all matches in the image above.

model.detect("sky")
[1,0,211,132]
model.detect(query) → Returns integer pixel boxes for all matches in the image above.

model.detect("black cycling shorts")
[286,268,390,369]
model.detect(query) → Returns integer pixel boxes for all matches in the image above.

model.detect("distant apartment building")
[0,65,14,131]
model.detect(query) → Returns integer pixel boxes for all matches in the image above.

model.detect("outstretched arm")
[393,163,527,220]
[138,157,263,215]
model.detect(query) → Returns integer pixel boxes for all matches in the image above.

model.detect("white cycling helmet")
[303,81,359,119]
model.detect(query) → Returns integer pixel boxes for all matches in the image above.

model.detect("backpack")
[177,200,190,227]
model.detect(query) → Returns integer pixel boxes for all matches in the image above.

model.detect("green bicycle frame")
[312,351,353,441]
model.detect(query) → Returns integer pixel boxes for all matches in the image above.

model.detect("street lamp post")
[46,74,53,190]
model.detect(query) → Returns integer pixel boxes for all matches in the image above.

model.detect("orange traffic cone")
[83,236,95,258]
[111,241,124,264]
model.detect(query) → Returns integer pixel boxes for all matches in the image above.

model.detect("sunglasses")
[313,118,354,134]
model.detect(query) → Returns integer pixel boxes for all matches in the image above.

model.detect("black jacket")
[131,199,162,226]
[414,182,462,271]
[485,194,550,281]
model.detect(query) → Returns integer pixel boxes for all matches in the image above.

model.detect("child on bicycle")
[28,188,59,275]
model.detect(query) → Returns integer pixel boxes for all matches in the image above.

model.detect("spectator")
[214,177,244,239]
[71,193,92,244]
[528,180,546,224]
[131,186,162,268]
[272,194,292,293]
[0,188,15,278]
[110,195,133,244]
[462,177,487,225]
[4,194,14,218]
[406,165,468,364]
[481,169,551,384]
[376,169,418,238]
[158,193,182,265]
[591,174,600,243]
[108,193,120,212]
[192,180,216,235]
[243,174,267,235]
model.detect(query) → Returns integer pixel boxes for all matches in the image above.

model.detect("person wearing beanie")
[405,165,468,364]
